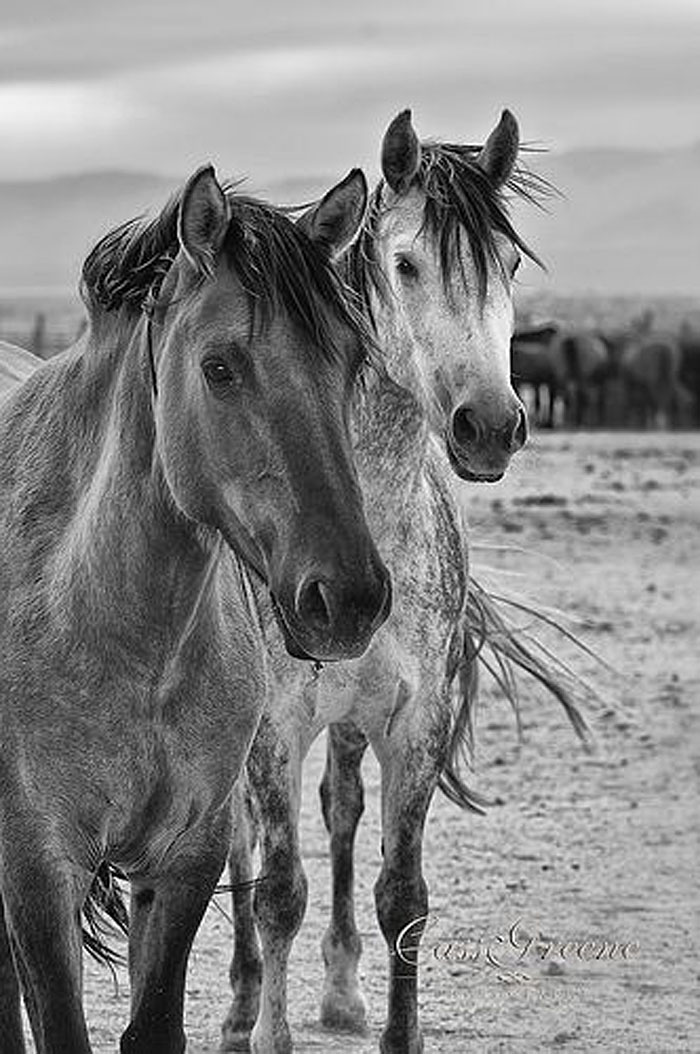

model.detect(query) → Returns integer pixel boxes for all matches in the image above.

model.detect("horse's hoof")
[320,988,368,1033]
[379,1027,424,1054]
[220,1019,253,1052]
[250,1022,293,1054]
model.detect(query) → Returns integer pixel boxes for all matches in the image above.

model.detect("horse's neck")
[42,319,217,656]
[353,350,430,534]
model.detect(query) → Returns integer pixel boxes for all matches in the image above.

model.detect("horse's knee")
[254,847,307,942]
[374,867,428,946]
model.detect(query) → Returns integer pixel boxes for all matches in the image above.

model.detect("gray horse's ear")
[297,168,368,260]
[381,109,421,194]
[476,109,519,187]
[178,164,230,277]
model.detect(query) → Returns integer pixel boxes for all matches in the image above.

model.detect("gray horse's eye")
[396,255,419,281]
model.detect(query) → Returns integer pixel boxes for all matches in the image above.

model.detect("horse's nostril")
[296,578,332,632]
[452,406,481,448]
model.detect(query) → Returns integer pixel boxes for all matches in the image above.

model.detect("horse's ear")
[476,109,519,188]
[381,109,421,194]
[178,164,230,278]
[296,168,368,260]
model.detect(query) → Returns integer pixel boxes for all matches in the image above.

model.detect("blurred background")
[1,0,699,426]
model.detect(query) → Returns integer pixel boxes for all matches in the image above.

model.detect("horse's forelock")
[81,186,374,368]
[345,140,553,317]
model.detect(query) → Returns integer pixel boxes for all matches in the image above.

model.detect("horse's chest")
[105,739,231,874]
[1,634,264,876]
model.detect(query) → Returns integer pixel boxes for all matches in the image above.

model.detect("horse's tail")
[82,863,129,968]
[439,576,592,814]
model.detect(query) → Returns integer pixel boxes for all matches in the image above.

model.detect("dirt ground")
[27,431,699,1052]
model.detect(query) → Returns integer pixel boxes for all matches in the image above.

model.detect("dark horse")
[511,323,563,427]
[0,165,391,1053]
[512,323,611,428]
[617,312,690,428]
[679,320,700,427]
[220,111,574,1054]
[558,328,611,427]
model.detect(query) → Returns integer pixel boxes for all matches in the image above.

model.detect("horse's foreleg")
[220,779,263,1052]
[0,839,91,1054]
[318,721,369,1033]
[120,819,230,1054]
[547,384,557,428]
[0,895,27,1053]
[372,720,443,1054]
[247,718,307,1054]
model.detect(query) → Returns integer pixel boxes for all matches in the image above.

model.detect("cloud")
[0,0,697,177]
[0,80,131,143]
[123,44,410,103]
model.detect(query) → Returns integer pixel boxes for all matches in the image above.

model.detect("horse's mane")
[81,183,372,360]
[344,140,553,323]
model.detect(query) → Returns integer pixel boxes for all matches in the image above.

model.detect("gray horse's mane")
[344,141,553,324]
[80,183,373,362]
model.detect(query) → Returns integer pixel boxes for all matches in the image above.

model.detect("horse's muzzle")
[273,560,392,663]
[446,401,528,481]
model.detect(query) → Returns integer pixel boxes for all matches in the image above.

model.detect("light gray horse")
[222,110,552,1054]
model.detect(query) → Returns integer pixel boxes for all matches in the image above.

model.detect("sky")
[0,0,698,182]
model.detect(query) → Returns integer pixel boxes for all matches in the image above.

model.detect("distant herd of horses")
[512,309,700,430]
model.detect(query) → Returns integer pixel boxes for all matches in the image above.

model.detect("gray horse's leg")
[318,721,369,1032]
[221,780,263,1052]
[372,714,446,1054]
[120,817,230,1054]
[246,716,307,1054]
[0,897,27,1054]
[0,836,92,1054]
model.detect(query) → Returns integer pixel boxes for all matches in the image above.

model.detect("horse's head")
[146,167,390,662]
[352,109,539,482]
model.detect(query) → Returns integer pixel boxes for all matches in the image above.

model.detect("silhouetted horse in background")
[512,323,611,428]
[679,321,700,427]
[511,323,563,427]
[0,165,391,1054]
[558,329,611,426]
[614,312,690,428]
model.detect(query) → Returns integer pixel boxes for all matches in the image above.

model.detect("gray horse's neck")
[353,358,430,535]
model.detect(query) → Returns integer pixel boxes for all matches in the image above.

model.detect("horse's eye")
[396,255,418,281]
[510,254,522,279]
[202,358,235,389]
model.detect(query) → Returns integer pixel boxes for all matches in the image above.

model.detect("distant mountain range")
[0,144,698,296]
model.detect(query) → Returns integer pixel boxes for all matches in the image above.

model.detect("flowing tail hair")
[440,574,597,813]
[81,863,129,969]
